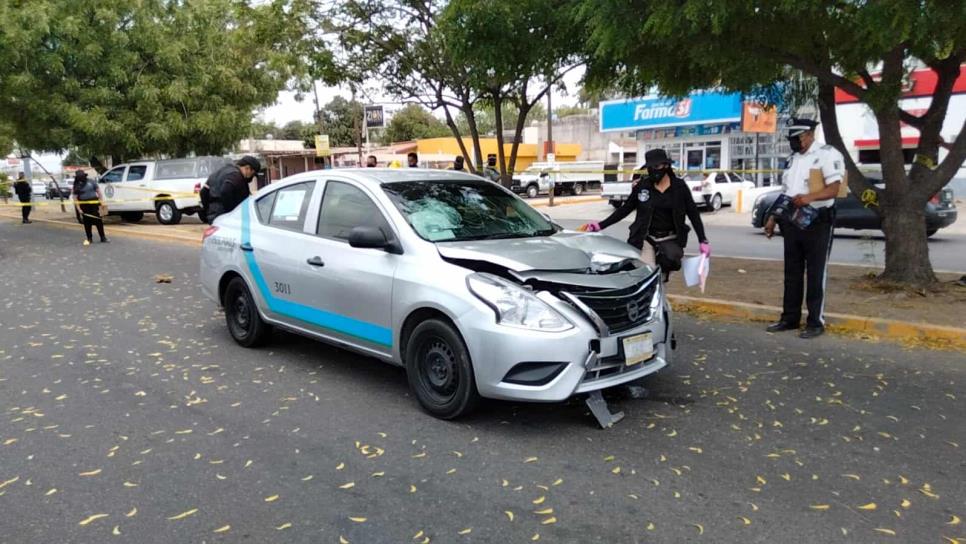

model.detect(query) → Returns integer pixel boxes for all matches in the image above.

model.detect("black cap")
[786,117,819,137]
[644,148,673,169]
[75,170,88,180]
[236,155,261,172]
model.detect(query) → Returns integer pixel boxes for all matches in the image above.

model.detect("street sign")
[741,102,778,133]
[365,106,385,128]
[315,135,331,157]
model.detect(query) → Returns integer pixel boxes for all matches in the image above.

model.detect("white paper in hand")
[682,254,711,293]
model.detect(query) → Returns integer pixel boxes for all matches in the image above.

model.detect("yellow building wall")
[415,138,580,172]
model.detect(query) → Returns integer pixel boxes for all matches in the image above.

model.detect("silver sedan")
[200,169,674,421]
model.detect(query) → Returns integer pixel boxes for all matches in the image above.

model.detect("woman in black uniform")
[581,149,710,280]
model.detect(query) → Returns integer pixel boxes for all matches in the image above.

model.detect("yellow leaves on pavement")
[873,528,897,536]
[524,457,538,464]
[336,462,345,470]
[339,482,355,490]
[504,511,514,521]
[458,528,472,535]
[276,522,292,530]
[810,504,831,511]
[125,508,137,518]
[78,469,102,477]
[737,516,752,526]
[948,514,962,526]
[264,494,279,502]
[691,523,704,535]
[646,522,655,531]
[900,499,911,509]
[339,536,350,544]
[532,496,546,505]
[857,502,877,511]
[349,517,367,523]
[167,508,198,521]
[842,474,861,481]
[534,508,553,515]
[79,514,109,526]
[213,525,231,533]
[112,525,121,536]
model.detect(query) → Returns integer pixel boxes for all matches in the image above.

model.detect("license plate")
[623,333,654,366]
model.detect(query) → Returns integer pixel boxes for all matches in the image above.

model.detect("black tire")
[223,277,271,347]
[573,183,585,196]
[926,228,938,238]
[710,193,723,212]
[156,200,182,225]
[405,319,480,419]
[120,211,144,223]
[526,184,539,199]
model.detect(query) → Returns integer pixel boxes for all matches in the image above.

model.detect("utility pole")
[547,86,554,207]
[313,80,327,168]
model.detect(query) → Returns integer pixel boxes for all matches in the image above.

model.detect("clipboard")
[808,169,849,198]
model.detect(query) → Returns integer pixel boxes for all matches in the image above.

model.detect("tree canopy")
[0,0,321,162]
[581,0,966,286]
[383,104,450,143]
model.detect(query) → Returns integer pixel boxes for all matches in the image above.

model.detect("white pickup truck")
[98,156,230,224]
[511,160,605,198]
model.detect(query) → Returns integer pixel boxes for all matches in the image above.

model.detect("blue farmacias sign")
[599,92,743,132]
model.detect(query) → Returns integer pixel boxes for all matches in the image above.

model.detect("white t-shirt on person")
[781,143,845,209]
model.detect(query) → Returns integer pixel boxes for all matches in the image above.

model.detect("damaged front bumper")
[464,270,673,403]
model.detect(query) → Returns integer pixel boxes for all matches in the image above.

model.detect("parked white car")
[98,156,230,224]
[686,170,755,211]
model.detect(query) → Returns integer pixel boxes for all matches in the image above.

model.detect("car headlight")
[649,277,663,317]
[467,273,573,332]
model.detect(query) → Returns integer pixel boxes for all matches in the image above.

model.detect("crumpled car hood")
[436,232,641,273]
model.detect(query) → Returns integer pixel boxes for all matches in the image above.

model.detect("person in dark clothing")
[581,149,710,280]
[449,156,465,172]
[200,156,260,224]
[13,172,32,223]
[72,171,108,245]
[366,155,378,168]
[407,152,419,168]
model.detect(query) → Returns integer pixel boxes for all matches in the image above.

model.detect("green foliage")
[315,96,364,148]
[61,148,87,167]
[554,105,591,118]
[0,0,325,161]
[383,104,449,143]
[456,101,547,137]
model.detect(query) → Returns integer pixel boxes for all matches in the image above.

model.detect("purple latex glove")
[699,242,711,257]
[584,222,602,232]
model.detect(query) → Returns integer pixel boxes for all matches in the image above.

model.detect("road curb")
[0,213,202,247]
[668,294,966,351]
[530,195,603,208]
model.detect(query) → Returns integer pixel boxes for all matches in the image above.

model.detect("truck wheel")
[120,212,144,223]
[573,183,585,196]
[156,200,182,225]
[710,193,723,212]
[406,319,480,420]
[526,184,539,199]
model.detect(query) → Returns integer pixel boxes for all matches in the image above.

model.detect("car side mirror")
[348,226,402,254]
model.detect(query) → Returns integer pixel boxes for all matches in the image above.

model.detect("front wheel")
[526,184,539,199]
[573,183,585,196]
[156,200,182,225]
[223,277,271,347]
[405,319,480,419]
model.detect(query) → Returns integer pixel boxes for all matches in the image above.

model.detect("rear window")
[268,182,315,231]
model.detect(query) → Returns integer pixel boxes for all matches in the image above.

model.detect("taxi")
[200,169,674,423]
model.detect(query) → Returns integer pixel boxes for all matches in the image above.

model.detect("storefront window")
[705,143,721,169]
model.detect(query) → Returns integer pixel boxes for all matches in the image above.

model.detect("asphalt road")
[544,201,966,273]
[1,219,964,543]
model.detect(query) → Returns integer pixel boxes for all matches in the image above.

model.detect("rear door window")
[126,165,148,182]
[255,191,277,224]
[268,182,315,231]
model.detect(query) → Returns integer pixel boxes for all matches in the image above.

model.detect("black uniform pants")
[18,197,30,221]
[779,209,835,328]
[79,204,106,241]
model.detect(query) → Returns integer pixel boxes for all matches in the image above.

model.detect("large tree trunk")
[441,103,475,173]
[492,94,510,187]
[878,191,936,286]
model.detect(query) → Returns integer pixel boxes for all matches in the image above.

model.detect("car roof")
[275,168,489,190]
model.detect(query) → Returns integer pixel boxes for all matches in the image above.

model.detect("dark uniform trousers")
[779,208,835,328]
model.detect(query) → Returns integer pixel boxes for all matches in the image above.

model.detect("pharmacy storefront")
[600,92,788,185]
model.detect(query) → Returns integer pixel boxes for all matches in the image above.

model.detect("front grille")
[568,275,659,334]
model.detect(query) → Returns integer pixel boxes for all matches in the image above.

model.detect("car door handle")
[306,256,325,267]
[240,243,253,252]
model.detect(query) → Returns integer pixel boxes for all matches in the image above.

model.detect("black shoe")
[799,326,825,339]
[766,321,799,333]
[100,238,109,243]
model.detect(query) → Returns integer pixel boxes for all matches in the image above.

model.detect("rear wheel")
[573,183,585,196]
[156,200,182,225]
[710,193,723,212]
[526,184,539,199]
[405,319,480,419]
[120,211,144,223]
[223,277,271,347]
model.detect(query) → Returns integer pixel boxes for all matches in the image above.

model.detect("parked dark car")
[751,184,957,237]
[46,177,72,200]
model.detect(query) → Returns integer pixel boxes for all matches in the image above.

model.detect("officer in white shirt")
[764,118,844,339]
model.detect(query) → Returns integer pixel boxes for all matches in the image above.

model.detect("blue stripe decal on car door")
[240,202,393,347]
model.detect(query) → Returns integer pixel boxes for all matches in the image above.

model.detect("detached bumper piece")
[585,390,624,428]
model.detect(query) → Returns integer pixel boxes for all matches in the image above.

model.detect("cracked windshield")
[383,180,556,241]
